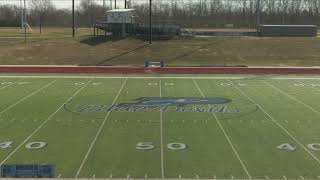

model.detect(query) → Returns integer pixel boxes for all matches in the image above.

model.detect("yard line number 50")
[136,142,187,150]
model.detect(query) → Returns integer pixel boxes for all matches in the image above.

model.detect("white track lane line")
[75,78,128,178]
[0,79,57,115]
[228,79,320,166]
[159,79,165,178]
[192,78,252,179]
[263,80,320,114]
[0,75,320,80]
[0,78,93,165]
[0,79,25,90]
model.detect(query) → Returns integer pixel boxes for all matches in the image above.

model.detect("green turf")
[1,74,320,179]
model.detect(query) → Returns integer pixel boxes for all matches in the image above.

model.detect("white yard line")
[0,79,57,115]
[228,79,320,166]
[0,79,93,165]
[263,80,320,114]
[192,78,252,179]
[0,79,25,90]
[159,79,165,178]
[75,78,128,178]
[0,75,320,80]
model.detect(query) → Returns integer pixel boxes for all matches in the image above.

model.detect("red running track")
[0,66,320,74]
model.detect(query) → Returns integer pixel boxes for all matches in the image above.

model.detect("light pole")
[24,0,26,42]
[256,0,261,26]
[72,0,75,37]
[149,0,152,44]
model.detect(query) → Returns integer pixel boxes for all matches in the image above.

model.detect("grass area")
[0,27,93,37]
[0,32,320,66]
[1,74,320,179]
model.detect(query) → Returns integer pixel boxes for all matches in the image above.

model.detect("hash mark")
[92,174,96,178]
[164,83,174,86]
[92,82,102,86]
[74,82,85,85]
[148,83,158,86]
[18,82,30,85]
[58,174,62,178]
[300,176,305,180]
[283,175,287,179]
[265,175,269,179]
[0,82,13,85]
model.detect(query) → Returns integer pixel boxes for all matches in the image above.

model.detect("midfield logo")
[76,97,241,113]
[117,97,232,107]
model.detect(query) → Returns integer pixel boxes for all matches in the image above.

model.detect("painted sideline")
[0,65,320,74]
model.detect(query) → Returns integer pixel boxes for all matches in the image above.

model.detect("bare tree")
[29,0,54,34]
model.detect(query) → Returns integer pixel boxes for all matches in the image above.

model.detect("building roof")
[107,9,134,13]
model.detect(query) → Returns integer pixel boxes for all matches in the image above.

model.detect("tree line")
[0,0,319,29]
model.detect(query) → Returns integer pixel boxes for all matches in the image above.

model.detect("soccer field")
[1,74,320,179]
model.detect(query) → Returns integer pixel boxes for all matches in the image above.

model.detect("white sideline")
[227,79,320,165]
[0,178,289,180]
[0,75,320,80]
[0,78,25,90]
[75,78,128,178]
[263,80,320,114]
[0,79,57,115]
[159,79,165,178]
[192,78,252,179]
[0,78,93,165]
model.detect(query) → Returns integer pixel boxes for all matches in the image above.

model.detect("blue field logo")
[74,97,241,114]
[118,97,231,107]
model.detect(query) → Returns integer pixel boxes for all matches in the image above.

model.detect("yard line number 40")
[0,141,46,150]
